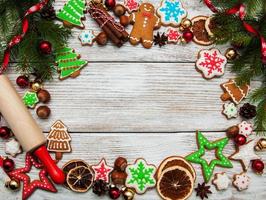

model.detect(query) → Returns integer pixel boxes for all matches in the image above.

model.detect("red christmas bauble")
[252,159,264,173]
[182,30,194,42]
[105,0,116,9]
[234,134,247,146]
[109,186,120,199]
[0,126,12,139]
[39,40,52,55]
[16,75,29,88]
[3,158,15,172]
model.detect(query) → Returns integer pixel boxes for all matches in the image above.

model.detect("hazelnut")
[114,157,127,171]
[226,125,239,138]
[111,170,127,185]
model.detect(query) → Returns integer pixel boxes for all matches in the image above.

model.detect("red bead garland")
[3,157,15,172]
[16,75,29,88]
[182,30,194,42]
[0,126,12,139]
[252,159,264,174]
[234,134,247,146]
[38,40,52,55]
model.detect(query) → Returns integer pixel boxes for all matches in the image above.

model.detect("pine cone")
[239,103,257,119]
[40,6,56,20]
[92,180,109,196]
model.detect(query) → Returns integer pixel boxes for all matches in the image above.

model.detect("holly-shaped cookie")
[129,3,161,48]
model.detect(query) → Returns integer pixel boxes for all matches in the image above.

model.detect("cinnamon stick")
[88,5,122,47]
[96,4,129,42]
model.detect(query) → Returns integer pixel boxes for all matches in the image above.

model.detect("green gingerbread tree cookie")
[54,47,88,80]
[56,0,86,28]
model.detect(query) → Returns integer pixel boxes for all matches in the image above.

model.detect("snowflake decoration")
[166,28,181,43]
[79,30,96,46]
[157,0,187,26]
[126,158,156,194]
[196,49,227,79]
[5,138,22,157]
[92,158,113,183]
[222,102,238,119]
[22,91,39,108]
[124,0,139,13]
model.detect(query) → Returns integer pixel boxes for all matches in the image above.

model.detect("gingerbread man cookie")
[232,172,250,191]
[129,3,161,48]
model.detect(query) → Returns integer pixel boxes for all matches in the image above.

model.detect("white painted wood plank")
[53,0,223,62]
[0,132,265,199]
[6,63,259,132]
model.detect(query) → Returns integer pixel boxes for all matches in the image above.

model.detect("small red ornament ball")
[3,158,15,172]
[234,134,247,146]
[105,0,116,9]
[109,186,120,199]
[182,30,194,42]
[16,75,29,88]
[39,40,52,54]
[0,126,12,139]
[252,159,264,173]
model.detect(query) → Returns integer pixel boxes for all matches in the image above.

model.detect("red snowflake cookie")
[196,49,227,79]
[124,0,139,13]
[166,28,181,43]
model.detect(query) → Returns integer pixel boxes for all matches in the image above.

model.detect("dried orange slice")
[156,156,196,181]
[191,16,213,46]
[66,166,94,193]
[62,160,89,189]
[157,166,194,200]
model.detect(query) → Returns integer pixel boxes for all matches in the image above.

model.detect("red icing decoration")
[92,158,113,183]
[8,153,57,200]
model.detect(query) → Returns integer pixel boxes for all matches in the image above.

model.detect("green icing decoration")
[126,158,156,194]
[185,131,233,182]
[54,47,88,80]
[56,0,86,27]
[22,91,39,108]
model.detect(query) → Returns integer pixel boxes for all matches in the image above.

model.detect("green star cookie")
[126,158,156,194]
[22,91,39,108]
[185,131,233,182]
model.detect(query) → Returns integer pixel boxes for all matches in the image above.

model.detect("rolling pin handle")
[33,145,65,184]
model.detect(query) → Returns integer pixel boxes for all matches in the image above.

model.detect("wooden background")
[0,0,265,199]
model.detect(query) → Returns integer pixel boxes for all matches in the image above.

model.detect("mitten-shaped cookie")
[129,3,161,48]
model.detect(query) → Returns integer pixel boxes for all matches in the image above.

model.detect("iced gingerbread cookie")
[5,138,22,157]
[23,91,39,108]
[157,0,187,27]
[222,102,238,119]
[238,121,253,137]
[232,172,250,191]
[126,158,156,194]
[212,172,230,191]
[129,3,161,48]
[220,79,250,104]
[92,158,113,183]
[79,30,96,46]
[166,28,181,43]
[196,49,227,79]
[185,131,233,182]
[124,0,139,13]
[229,140,260,171]
[56,0,87,28]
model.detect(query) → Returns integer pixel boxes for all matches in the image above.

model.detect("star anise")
[153,32,168,47]
[195,182,212,199]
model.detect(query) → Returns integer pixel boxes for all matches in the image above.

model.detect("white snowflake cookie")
[124,0,139,13]
[126,158,156,194]
[222,102,238,119]
[212,172,230,191]
[238,121,253,137]
[79,30,96,46]
[196,49,227,79]
[157,0,187,27]
[5,138,22,157]
[166,28,181,43]
[233,172,250,191]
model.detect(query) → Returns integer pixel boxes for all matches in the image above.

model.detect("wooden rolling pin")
[0,75,65,184]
